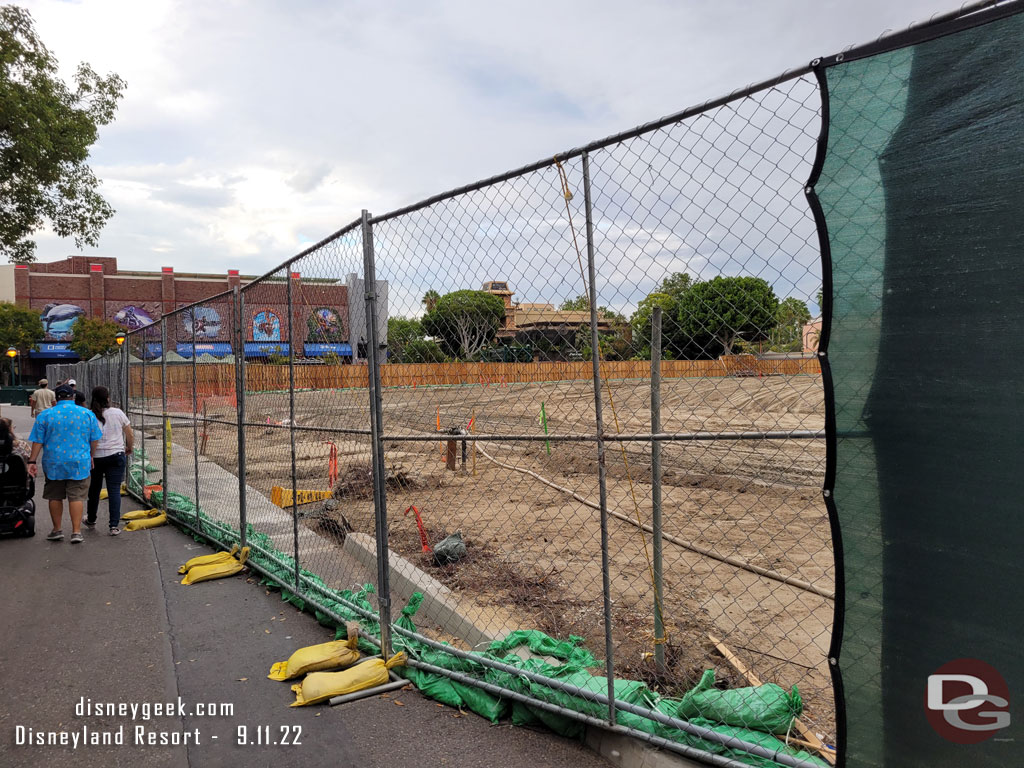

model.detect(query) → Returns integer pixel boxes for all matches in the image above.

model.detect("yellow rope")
[552,162,669,647]
[554,158,590,301]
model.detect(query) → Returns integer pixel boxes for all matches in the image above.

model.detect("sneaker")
[46,530,64,541]
[70,532,84,544]
[109,527,121,536]
[84,519,96,529]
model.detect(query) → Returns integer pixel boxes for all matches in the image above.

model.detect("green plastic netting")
[817,9,1023,767]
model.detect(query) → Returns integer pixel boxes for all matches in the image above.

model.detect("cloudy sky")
[19,0,957,293]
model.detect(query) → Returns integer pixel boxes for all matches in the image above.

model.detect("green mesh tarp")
[815,8,1023,767]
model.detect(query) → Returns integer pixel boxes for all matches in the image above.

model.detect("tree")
[630,292,676,359]
[400,338,447,363]
[770,297,812,352]
[387,317,425,362]
[658,272,692,298]
[421,290,440,313]
[68,316,123,359]
[1,6,127,264]
[560,295,588,311]
[0,301,44,351]
[677,276,779,356]
[627,272,694,359]
[421,290,505,360]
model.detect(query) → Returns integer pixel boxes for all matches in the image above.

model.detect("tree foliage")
[1,6,126,263]
[421,290,440,313]
[627,273,694,359]
[387,317,425,362]
[400,338,447,363]
[630,292,676,359]
[560,295,588,311]
[658,272,693,298]
[68,315,123,359]
[769,297,812,352]
[0,301,44,351]
[677,276,779,355]
[421,290,505,360]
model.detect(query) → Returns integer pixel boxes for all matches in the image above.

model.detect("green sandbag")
[392,594,507,722]
[677,669,802,734]
[511,701,586,739]
[527,667,657,720]
[488,630,597,668]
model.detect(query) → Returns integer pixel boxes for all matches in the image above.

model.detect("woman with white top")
[85,386,134,535]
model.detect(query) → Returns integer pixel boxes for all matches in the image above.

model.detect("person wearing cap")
[29,378,56,418]
[68,378,77,390]
[27,384,103,544]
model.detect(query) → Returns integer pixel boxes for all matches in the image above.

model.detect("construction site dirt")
[170,372,834,742]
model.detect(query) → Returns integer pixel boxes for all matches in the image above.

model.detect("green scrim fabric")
[818,11,1024,768]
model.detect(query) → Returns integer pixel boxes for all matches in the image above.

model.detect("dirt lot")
[178,373,834,741]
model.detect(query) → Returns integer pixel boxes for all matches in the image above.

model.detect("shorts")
[43,477,91,501]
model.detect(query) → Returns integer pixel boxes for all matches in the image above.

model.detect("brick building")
[0,256,387,378]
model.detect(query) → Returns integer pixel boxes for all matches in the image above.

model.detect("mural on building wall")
[41,303,86,340]
[306,307,345,342]
[113,305,155,331]
[182,306,222,339]
[253,310,281,341]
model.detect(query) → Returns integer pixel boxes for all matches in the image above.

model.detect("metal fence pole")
[140,337,146,477]
[582,151,616,725]
[192,317,200,526]
[287,272,300,589]
[651,306,665,677]
[361,209,392,658]
[121,342,128,413]
[234,286,248,547]
[160,321,168,517]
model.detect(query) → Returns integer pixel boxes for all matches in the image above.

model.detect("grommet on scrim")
[823,489,832,498]
[818,351,826,357]
[805,186,813,194]
[810,58,822,67]
[829,657,838,666]
[836,53,845,63]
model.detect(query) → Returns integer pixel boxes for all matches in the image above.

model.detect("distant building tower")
[482,281,517,338]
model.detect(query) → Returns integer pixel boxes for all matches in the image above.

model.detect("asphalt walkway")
[0,405,609,768]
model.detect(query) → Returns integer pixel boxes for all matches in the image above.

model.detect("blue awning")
[29,343,78,360]
[145,343,163,359]
[303,343,352,357]
[177,342,234,358]
[244,342,290,358]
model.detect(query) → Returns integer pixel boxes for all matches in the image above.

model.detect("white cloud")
[16,0,960,295]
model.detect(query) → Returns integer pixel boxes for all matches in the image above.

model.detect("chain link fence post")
[651,305,665,677]
[362,209,392,658]
[160,320,169,517]
[287,270,300,589]
[191,314,201,527]
[582,151,617,726]
[234,285,248,548]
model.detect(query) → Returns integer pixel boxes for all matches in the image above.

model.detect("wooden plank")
[707,633,836,765]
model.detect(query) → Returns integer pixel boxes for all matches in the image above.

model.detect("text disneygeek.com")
[9,696,301,749]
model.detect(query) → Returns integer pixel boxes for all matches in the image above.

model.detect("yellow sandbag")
[122,508,162,521]
[178,544,240,574]
[124,512,167,531]
[290,652,406,707]
[180,547,250,585]
[269,622,361,681]
[98,486,128,500]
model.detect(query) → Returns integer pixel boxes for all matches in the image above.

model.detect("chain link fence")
[58,63,835,768]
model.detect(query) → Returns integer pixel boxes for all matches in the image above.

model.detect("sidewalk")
[0,405,610,768]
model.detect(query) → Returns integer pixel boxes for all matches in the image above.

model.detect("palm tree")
[422,290,440,313]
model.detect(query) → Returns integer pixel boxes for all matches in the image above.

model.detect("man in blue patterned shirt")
[28,385,103,544]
